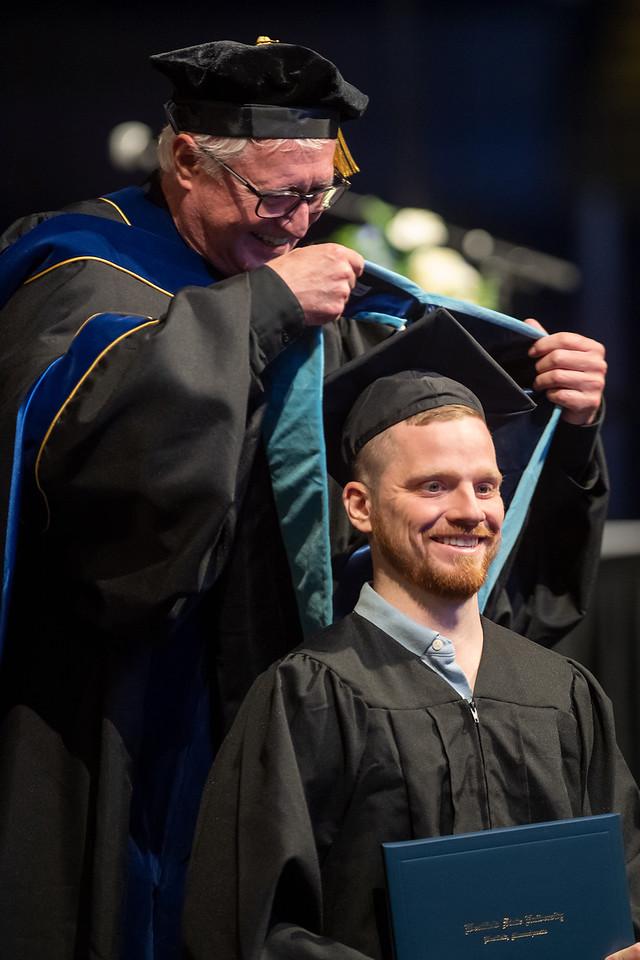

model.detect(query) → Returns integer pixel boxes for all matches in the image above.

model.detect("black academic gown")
[0,185,398,959]
[0,181,608,959]
[183,614,640,960]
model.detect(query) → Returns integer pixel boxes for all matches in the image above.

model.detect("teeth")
[436,536,479,547]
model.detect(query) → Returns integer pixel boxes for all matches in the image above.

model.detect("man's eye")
[476,483,496,495]
[424,481,444,493]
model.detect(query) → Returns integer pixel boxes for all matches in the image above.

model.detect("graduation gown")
[0,181,608,958]
[183,614,640,959]
[0,186,398,958]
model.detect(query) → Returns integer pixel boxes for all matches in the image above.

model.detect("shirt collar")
[354,582,440,657]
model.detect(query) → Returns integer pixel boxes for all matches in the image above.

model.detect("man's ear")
[172,134,200,188]
[343,480,373,534]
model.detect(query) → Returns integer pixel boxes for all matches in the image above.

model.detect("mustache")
[426,523,499,539]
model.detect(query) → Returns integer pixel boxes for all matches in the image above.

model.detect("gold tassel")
[334,128,360,177]
[255,35,280,44]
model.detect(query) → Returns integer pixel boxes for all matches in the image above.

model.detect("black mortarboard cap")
[150,38,368,140]
[324,308,536,486]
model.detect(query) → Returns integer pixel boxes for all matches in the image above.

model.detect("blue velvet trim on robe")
[1,358,62,657]
[1,311,156,656]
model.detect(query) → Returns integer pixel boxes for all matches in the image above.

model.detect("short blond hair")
[353,404,484,485]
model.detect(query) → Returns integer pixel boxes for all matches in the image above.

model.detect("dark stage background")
[2,0,640,770]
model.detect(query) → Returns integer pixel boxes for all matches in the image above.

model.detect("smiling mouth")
[431,535,484,549]
[251,232,291,248]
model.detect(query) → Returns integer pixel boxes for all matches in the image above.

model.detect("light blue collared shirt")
[354,582,473,700]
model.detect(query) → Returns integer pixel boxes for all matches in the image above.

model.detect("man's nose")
[280,200,311,237]
[445,485,486,525]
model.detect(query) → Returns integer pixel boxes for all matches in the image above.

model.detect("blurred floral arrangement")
[327,197,500,309]
[326,193,580,312]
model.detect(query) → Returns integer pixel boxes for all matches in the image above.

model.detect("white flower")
[407,246,483,303]
[385,208,448,252]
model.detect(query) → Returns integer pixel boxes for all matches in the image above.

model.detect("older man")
[0,37,607,960]
[183,338,639,960]
[0,39,375,960]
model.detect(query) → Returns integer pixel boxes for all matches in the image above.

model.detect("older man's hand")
[605,943,640,959]
[266,243,365,326]
[524,318,607,426]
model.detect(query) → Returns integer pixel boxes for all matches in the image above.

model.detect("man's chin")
[420,572,485,600]
[208,238,294,275]
[414,553,495,600]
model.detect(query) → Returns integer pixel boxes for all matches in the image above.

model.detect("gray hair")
[156,125,328,180]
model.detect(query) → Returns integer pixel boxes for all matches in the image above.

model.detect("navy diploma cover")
[383,814,633,959]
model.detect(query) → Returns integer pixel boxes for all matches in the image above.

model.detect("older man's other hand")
[266,243,365,326]
[524,318,607,426]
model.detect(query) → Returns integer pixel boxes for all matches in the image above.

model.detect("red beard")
[370,513,500,600]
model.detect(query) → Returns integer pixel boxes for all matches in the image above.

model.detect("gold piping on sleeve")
[34,318,161,530]
[73,311,153,339]
[97,196,132,225]
[23,257,174,298]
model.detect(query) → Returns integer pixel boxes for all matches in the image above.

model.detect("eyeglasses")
[213,157,351,219]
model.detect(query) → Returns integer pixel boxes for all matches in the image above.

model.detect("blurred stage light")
[108,121,156,173]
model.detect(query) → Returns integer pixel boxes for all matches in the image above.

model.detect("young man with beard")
[183,357,640,960]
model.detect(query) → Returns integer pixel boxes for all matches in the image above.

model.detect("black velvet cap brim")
[151,40,368,136]
[323,308,536,486]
